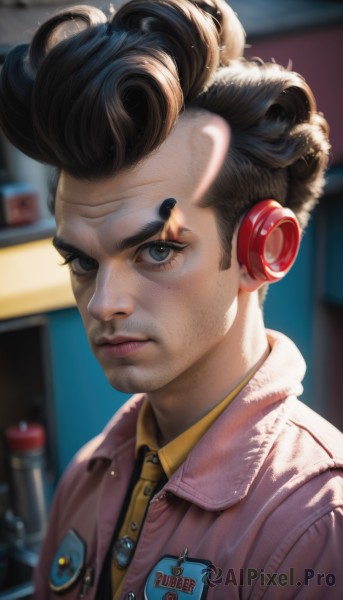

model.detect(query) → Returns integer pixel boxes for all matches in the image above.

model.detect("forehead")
[55,111,230,223]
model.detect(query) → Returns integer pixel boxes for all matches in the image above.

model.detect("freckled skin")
[55,112,268,442]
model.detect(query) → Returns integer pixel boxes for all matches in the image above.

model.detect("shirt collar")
[163,331,306,510]
[135,399,159,456]
[135,362,260,479]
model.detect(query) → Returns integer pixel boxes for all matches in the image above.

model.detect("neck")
[147,291,269,445]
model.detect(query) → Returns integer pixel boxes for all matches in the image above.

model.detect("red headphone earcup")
[237,200,300,283]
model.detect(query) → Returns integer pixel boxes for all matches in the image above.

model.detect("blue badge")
[144,548,210,600]
[49,529,86,593]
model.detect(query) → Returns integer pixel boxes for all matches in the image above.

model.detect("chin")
[109,379,142,394]
[107,369,176,395]
[105,370,157,395]
[101,359,184,395]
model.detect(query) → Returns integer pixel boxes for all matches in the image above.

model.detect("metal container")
[4,422,49,545]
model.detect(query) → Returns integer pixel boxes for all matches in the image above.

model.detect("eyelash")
[61,254,98,276]
[61,240,187,276]
[135,240,187,270]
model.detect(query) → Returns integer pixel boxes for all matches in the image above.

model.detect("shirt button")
[130,521,138,531]
[144,485,152,496]
[151,454,160,464]
[125,593,136,600]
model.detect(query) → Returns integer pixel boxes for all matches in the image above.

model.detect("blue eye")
[147,245,172,262]
[137,240,187,268]
[63,255,98,275]
[75,257,97,272]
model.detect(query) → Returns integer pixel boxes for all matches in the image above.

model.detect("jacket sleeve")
[32,466,73,599]
[254,505,343,599]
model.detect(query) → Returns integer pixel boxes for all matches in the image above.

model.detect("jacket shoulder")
[286,397,343,465]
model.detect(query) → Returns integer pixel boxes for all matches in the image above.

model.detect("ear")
[233,229,262,292]
[238,263,264,292]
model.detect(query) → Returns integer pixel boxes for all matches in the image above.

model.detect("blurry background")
[0,0,342,594]
[1,0,343,481]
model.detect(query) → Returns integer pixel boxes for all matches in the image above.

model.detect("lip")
[94,335,150,358]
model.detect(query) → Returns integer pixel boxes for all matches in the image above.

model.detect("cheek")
[144,267,238,333]
[71,280,94,324]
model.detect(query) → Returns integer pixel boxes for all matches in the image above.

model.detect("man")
[0,0,342,598]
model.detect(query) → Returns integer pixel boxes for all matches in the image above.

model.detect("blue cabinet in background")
[47,308,129,476]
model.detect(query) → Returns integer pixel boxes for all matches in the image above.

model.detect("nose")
[87,264,136,322]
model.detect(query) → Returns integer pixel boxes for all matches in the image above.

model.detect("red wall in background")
[246,26,343,165]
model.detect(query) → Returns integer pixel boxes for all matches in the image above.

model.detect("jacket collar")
[86,330,305,509]
[165,330,305,510]
[86,394,145,470]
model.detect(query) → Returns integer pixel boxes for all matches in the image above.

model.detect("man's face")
[54,112,243,395]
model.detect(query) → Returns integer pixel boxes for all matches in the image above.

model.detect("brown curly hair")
[0,0,330,270]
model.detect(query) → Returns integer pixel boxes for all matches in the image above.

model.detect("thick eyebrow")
[53,236,90,257]
[52,219,166,257]
[115,219,165,252]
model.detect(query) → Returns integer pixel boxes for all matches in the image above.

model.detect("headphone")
[237,200,300,283]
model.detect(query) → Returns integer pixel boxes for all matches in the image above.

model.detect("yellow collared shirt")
[111,368,255,598]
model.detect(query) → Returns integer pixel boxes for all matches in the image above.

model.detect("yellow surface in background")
[0,238,75,320]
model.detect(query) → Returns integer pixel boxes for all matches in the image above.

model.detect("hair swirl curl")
[0,0,330,269]
[0,0,245,178]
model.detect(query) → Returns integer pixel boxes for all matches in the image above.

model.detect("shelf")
[0,218,55,249]
[0,237,75,320]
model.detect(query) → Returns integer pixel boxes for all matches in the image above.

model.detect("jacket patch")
[49,529,86,594]
[144,549,210,599]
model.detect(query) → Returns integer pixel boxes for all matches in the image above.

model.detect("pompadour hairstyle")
[0,0,244,178]
[0,0,330,261]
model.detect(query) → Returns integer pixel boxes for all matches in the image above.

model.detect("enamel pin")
[144,548,210,600]
[49,529,86,593]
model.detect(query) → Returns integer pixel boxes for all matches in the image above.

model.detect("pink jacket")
[34,331,343,599]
